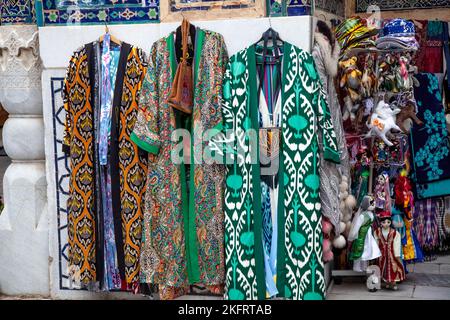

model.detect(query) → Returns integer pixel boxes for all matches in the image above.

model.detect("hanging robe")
[219,43,341,300]
[131,29,228,299]
[62,42,148,289]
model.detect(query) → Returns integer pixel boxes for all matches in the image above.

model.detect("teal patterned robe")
[219,43,340,300]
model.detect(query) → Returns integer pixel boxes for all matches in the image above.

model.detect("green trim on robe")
[276,41,289,296]
[186,28,205,284]
[130,131,160,155]
[247,45,267,300]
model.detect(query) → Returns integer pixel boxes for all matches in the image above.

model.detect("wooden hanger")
[99,22,122,45]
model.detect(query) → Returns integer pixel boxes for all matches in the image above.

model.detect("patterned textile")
[219,43,340,300]
[255,47,282,298]
[312,36,350,235]
[62,43,148,288]
[131,29,228,299]
[413,199,440,257]
[99,34,113,166]
[403,218,424,262]
[100,43,122,291]
[411,73,450,199]
[437,197,450,251]
[414,20,444,73]
[376,19,419,50]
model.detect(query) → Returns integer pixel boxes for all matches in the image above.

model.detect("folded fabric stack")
[376,18,420,51]
[335,17,379,57]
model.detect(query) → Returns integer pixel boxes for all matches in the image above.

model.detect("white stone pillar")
[0,25,49,296]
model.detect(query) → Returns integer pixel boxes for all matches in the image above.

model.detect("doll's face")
[381,219,391,229]
[377,175,385,185]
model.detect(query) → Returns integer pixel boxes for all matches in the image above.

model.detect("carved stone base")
[0,162,49,296]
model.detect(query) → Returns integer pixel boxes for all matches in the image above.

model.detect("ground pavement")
[327,254,450,300]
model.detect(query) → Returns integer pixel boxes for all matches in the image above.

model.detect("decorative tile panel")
[266,0,311,17]
[35,0,159,26]
[356,0,450,12]
[315,0,344,17]
[160,0,264,22]
[0,0,36,25]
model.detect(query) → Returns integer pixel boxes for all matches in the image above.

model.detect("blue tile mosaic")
[35,0,159,26]
[356,0,450,13]
[0,0,36,25]
[169,0,254,12]
[266,0,311,17]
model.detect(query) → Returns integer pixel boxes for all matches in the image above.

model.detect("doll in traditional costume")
[394,170,424,263]
[374,172,392,212]
[348,195,381,272]
[374,211,406,290]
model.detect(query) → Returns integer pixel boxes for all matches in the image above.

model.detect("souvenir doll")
[374,211,406,290]
[353,147,371,206]
[394,170,424,263]
[374,172,392,212]
[348,195,381,272]
[373,140,387,163]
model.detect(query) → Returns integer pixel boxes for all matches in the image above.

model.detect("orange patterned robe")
[62,42,148,289]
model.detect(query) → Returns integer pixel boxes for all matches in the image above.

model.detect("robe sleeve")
[130,43,161,155]
[61,55,76,155]
[348,212,364,242]
[209,53,233,162]
[393,230,402,257]
[313,60,341,164]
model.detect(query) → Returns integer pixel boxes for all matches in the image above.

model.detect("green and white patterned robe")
[219,43,340,300]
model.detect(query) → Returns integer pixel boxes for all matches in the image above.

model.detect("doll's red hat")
[378,211,392,219]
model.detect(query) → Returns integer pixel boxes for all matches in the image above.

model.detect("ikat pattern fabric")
[221,43,340,300]
[62,43,148,287]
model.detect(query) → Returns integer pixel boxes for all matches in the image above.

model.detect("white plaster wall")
[39,16,312,69]
[39,16,313,299]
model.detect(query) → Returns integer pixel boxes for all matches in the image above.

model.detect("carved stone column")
[0,25,49,296]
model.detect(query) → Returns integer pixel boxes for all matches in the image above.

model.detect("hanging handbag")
[168,19,194,114]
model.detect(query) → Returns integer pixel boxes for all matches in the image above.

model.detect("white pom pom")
[342,191,349,199]
[339,221,346,233]
[343,213,352,222]
[333,235,346,249]
[340,201,346,212]
[339,181,349,192]
[339,192,345,200]
[342,176,348,182]
[345,195,357,209]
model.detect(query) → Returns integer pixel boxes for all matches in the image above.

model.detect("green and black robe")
[218,42,340,300]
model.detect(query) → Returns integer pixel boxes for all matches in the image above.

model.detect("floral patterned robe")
[131,28,228,299]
